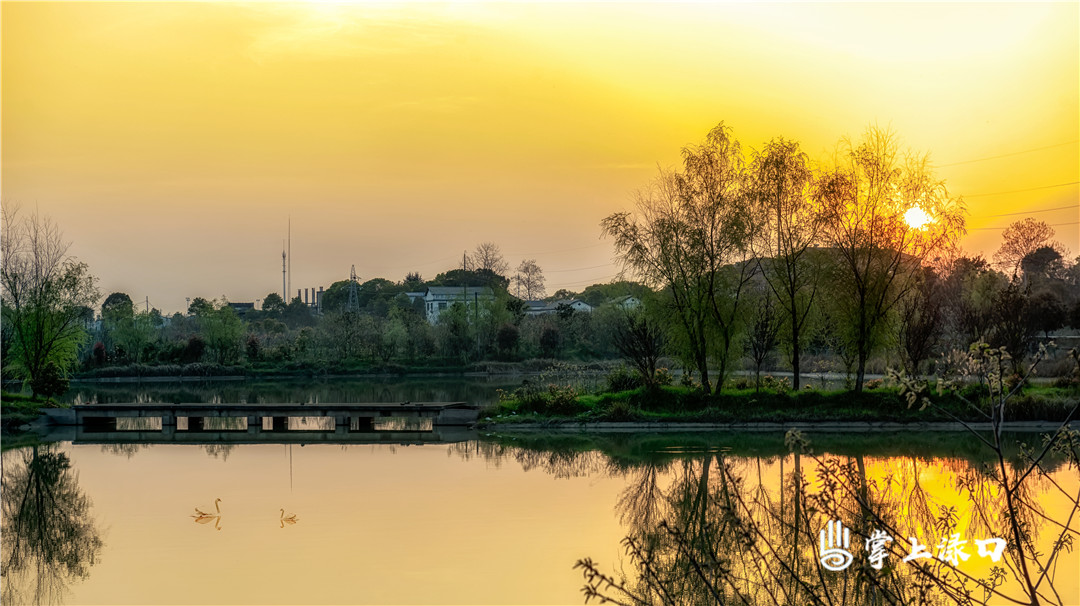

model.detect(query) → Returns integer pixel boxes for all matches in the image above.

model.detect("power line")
[505,241,608,257]
[935,140,1079,168]
[983,204,1079,218]
[545,263,617,273]
[965,181,1079,198]
[549,272,622,288]
[969,221,1080,231]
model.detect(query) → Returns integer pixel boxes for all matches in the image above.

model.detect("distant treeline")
[3,125,1078,400]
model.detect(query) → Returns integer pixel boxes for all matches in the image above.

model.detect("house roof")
[425,286,494,296]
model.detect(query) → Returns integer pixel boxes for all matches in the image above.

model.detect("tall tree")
[101,292,133,318]
[1,204,99,396]
[197,301,244,364]
[750,137,820,390]
[680,123,757,388]
[993,218,1061,277]
[1020,245,1065,283]
[603,123,755,393]
[612,311,666,389]
[469,242,510,276]
[814,127,964,391]
[604,169,715,392]
[513,259,546,300]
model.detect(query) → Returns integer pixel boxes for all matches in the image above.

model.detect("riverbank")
[479,384,1080,427]
[0,392,62,431]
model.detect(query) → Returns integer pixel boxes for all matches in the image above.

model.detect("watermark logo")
[819,519,1005,571]
[819,519,854,571]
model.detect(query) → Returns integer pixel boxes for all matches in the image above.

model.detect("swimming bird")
[279,508,299,527]
[193,498,221,517]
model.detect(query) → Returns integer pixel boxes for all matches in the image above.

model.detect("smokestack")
[304,288,309,304]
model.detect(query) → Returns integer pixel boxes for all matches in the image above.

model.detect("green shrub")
[29,362,68,399]
[729,377,751,390]
[602,399,639,421]
[761,375,791,393]
[606,366,642,392]
[512,382,583,416]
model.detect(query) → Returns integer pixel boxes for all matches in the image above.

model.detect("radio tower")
[287,217,292,301]
[281,243,287,301]
[347,265,360,313]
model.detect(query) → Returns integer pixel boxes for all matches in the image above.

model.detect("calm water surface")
[2,430,1077,605]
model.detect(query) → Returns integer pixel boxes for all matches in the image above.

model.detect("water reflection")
[477,431,1079,605]
[62,377,517,407]
[0,431,1075,604]
[1,445,104,605]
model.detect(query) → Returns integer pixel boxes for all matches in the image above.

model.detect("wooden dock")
[62,401,480,436]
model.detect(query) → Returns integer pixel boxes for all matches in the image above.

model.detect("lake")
[3,379,1078,604]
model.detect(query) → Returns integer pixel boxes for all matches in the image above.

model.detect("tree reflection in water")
[593,432,1077,605]
[1,445,103,605]
[465,429,1078,605]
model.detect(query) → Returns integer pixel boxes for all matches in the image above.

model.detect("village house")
[423,286,495,324]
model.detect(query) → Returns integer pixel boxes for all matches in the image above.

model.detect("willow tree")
[815,128,965,391]
[604,171,709,392]
[750,138,820,390]
[603,123,755,394]
[1,204,98,397]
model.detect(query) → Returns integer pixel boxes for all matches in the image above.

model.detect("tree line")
[604,123,1079,393]
[2,124,1078,398]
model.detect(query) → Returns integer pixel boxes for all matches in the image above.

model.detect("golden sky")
[3,1,1077,313]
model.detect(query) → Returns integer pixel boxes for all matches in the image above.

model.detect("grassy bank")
[0,392,64,430]
[481,383,1080,425]
[476,430,1075,472]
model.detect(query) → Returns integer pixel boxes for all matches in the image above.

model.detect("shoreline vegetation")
[478,383,1080,427]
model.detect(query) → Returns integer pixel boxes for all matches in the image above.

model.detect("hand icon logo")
[819,519,854,571]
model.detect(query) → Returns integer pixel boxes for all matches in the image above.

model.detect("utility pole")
[287,217,292,302]
[462,250,468,308]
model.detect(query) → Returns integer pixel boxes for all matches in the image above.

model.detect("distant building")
[523,300,550,315]
[424,286,495,324]
[611,295,641,310]
[561,299,593,313]
[227,302,255,317]
[524,299,593,316]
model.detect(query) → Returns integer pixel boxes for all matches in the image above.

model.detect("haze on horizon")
[2,1,1077,314]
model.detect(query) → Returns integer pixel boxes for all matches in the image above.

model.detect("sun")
[904,206,933,230]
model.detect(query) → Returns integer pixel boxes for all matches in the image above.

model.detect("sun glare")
[904,206,932,230]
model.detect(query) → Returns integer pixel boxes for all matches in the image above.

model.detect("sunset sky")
[3,1,1077,314]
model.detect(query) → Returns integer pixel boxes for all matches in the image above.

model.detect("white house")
[611,295,641,310]
[424,286,495,324]
[523,299,593,316]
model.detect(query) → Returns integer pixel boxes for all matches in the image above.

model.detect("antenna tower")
[287,217,292,301]
[347,265,360,313]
